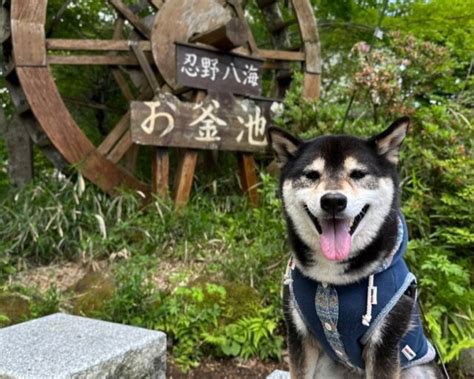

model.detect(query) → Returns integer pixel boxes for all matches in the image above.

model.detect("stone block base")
[0,313,166,378]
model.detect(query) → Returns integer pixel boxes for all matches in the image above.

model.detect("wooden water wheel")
[4,0,321,201]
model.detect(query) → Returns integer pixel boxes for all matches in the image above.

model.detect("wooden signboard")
[131,92,279,153]
[176,42,263,97]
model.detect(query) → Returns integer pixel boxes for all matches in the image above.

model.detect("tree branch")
[47,0,75,38]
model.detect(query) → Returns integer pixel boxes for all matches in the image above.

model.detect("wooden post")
[3,113,34,188]
[172,91,206,207]
[237,153,259,206]
[152,147,169,198]
[173,149,198,207]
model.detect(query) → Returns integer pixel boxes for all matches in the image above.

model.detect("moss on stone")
[190,276,262,323]
[220,282,261,322]
[0,292,31,327]
[70,271,116,317]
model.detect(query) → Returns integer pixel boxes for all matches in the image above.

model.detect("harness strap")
[362,274,377,326]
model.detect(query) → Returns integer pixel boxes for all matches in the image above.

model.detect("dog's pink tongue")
[319,219,352,261]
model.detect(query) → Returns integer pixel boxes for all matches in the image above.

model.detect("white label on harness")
[402,344,417,361]
[370,286,378,305]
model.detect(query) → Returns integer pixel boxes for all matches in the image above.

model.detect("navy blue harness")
[288,217,435,370]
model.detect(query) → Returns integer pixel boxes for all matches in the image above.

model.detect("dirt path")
[168,358,288,379]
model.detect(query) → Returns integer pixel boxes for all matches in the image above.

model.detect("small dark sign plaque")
[176,42,263,97]
[131,93,282,153]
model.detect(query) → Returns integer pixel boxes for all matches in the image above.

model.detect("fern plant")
[203,309,283,361]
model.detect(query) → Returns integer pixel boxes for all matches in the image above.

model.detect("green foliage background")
[1,0,473,375]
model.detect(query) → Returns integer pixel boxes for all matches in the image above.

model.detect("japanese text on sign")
[131,94,276,153]
[176,43,263,97]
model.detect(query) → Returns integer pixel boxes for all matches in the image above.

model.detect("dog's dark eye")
[305,171,321,180]
[350,170,367,180]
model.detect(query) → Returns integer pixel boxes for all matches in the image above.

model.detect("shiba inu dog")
[268,118,442,379]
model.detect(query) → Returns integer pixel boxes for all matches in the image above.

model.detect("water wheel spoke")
[149,0,164,10]
[268,17,297,34]
[96,112,135,169]
[112,69,135,101]
[97,80,152,155]
[107,130,133,163]
[120,143,140,174]
[257,1,291,50]
[97,113,130,156]
[48,54,142,66]
[109,15,144,177]
[234,47,304,62]
[262,60,290,70]
[46,38,151,52]
[226,0,258,54]
[46,39,153,99]
[108,0,151,39]
[258,49,304,61]
[46,39,155,66]
[46,0,74,37]
[63,96,125,113]
[130,42,162,93]
[109,18,137,106]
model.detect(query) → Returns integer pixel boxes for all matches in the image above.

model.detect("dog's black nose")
[321,193,347,214]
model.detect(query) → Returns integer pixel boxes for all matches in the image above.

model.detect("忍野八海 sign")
[176,42,263,97]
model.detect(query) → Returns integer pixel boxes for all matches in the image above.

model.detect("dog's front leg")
[284,286,320,379]
[288,328,320,379]
[363,285,416,379]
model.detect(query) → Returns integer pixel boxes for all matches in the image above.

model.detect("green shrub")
[0,175,177,278]
[203,310,284,361]
[99,256,283,372]
[276,42,473,366]
[153,284,283,371]
[401,104,474,363]
[30,285,63,319]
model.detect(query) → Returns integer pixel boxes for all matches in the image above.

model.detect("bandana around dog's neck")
[286,215,436,371]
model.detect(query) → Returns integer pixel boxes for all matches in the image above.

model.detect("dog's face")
[269,118,409,265]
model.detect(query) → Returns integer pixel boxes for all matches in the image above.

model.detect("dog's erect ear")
[370,117,410,164]
[267,126,302,167]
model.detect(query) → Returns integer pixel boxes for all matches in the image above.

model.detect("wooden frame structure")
[8,0,321,204]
